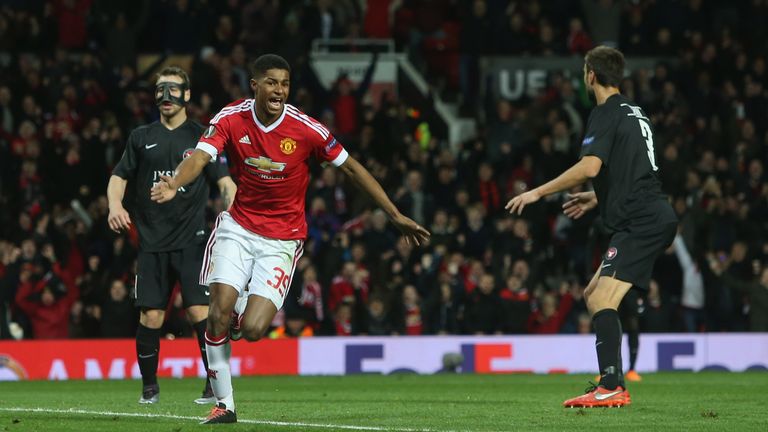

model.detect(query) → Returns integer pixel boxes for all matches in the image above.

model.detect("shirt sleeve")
[294,110,348,166]
[196,117,231,159]
[580,111,615,164]
[112,129,139,179]
[315,135,348,167]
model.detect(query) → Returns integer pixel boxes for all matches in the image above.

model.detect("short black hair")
[156,66,190,88]
[249,54,291,79]
[584,46,625,88]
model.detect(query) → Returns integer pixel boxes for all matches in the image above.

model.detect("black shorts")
[134,243,209,309]
[599,222,677,291]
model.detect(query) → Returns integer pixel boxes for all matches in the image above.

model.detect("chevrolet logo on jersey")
[244,156,286,173]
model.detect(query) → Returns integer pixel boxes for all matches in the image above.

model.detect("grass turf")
[0,372,766,431]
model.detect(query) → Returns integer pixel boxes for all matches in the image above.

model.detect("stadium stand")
[0,0,767,340]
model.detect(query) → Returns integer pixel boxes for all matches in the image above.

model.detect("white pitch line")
[0,407,451,432]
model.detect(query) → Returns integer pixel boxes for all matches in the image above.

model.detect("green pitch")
[1,373,766,431]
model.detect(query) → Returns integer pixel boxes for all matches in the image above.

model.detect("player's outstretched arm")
[562,191,598,219]
[107,175,131,233]
[506,156,602,215]
[150,149,211,203]
[338,156,431,246]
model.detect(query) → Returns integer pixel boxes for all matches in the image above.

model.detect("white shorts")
[200,212,304,310]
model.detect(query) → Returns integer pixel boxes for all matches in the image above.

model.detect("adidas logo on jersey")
[239,135,251,145]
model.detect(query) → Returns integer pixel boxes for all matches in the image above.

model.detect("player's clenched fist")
[150,175,177,203]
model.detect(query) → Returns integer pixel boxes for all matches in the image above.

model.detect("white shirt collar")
[250,100,285,133]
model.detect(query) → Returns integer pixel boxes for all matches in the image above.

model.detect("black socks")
[593,308,623,390]
[136,324,162,388]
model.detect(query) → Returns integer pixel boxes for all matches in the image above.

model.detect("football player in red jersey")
[151,54,430,424]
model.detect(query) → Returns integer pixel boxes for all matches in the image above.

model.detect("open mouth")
[161,102,173,108]
[268,97,283,111]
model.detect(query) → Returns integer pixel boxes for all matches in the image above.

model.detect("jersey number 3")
[637,119,659,171]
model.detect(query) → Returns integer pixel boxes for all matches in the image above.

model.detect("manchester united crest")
[280,137,297,155]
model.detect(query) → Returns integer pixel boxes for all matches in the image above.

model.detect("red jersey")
[197,100,348,240]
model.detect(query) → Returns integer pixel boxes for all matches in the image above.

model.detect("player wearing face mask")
[107,66,237,405]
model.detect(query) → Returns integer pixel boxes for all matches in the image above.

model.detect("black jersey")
[580,94,677,233]
[113,120,229,252]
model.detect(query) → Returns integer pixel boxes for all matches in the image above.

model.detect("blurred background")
[0,0,767,342]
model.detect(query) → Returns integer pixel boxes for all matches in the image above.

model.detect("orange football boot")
[563,383,631,408]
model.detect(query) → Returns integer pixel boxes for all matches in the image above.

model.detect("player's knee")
[186,305,209,324]
[207,304,231,333]
[140,309,165,328]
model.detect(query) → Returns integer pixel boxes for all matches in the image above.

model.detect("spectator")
[329,262,357,313]
[392,284,423,335]
[426,282,461,335]
[334,302,354,336]
[567,17,593,55]
[98,279,137,338]
[363,297,392,335]
[526,284,573,334]
[673,234,706,332]
[499,274,531,334]
[465,273,503,334]
[641,280,673,333]
[580,0,621,47]
[710,254,768,332]
[54,0,92,49]
[395,170,434,226]
[14,271,79,339]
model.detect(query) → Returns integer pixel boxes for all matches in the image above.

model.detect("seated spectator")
[391,285,424,335]
[465,273,503,335]
[499,274,531,334]
[526,286,573,334]
[363,297,392,336]
[426,283,461,335]
[329,262,357,312]
[334,302,354,336]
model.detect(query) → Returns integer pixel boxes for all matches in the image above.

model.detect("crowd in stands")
[0,0,767,340]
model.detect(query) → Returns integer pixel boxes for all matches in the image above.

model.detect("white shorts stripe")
[286,241,304,290]
[199,213,223,285]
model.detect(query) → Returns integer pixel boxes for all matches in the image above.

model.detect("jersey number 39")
[637,119,659,172]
